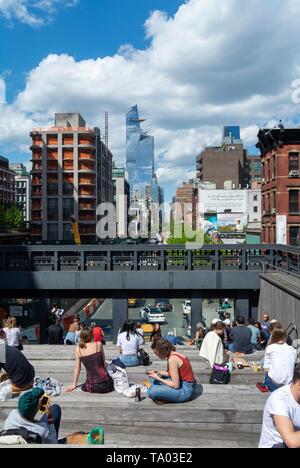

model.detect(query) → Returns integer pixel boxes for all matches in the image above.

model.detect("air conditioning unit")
[271,208,277,215]
[289,170,300,178]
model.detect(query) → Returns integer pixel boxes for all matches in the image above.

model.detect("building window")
[254,207,258,213]
[289,190,299,214]
[47,224,58,241]
[289,226,300,246]
[272,155,276,178]
[63,223,73,241]
[254,195,258,202]
[63,198,74,220]
[47,199,58,221]
[289,153,299,172]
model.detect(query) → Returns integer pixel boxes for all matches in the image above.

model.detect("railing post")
[133,250,138,271]
[80,251,85,271]
[107,251,112,271]
[187,250,192,271]
[241,249,247,271]
[53,251,58,271]
[214,249,220,271]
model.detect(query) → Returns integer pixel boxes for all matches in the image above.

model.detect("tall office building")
[30,113,113,243]
[0,156,15,207]
[223,126,242,144]
[126,105,154,197]
[10,163,31,222]
[257,127,300,246]
[112,167,130,238]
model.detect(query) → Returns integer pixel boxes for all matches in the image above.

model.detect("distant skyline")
[1,0,300,200]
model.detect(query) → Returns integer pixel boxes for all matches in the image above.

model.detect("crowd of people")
[0,309,300,448]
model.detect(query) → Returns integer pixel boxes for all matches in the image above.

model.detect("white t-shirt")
[117,332,140,356]
[263,343,297,385]
[3,328,21,348]
[259,385,300,448]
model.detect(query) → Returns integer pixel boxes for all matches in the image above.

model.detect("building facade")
[126,105,154,198]
[10,163,31,222]
[175,180,198,230]
[112,167,130,238]
[0,156,15,207]
[30,113,113,243]
[257,128,300,246]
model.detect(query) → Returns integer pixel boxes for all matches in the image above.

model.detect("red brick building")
[257,128,300,246]
[0,155,15,207]
[174,180,198,230]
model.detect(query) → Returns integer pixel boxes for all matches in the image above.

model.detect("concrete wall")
[259,276,300,333]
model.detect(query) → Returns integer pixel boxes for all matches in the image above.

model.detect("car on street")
[155,299,173,312]
[140,306,166,324]
[182,300,191,317]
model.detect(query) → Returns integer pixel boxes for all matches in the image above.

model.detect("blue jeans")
[264,374,284,393]
[119,355,141,367]
[148,379,197,403]
[40,404,61,438]
[64,332,76,345]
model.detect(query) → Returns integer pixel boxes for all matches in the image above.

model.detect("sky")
[1,0,300,201]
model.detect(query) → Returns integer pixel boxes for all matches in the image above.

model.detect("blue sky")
[0,0,183,103]
[0,0,300,201]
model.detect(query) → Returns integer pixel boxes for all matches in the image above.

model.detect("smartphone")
[40,396,49,413]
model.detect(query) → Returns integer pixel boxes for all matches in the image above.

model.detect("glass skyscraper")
[126,105,154,197]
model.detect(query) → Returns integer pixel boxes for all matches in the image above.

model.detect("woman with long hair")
[263,327,297,393]
[146,339,197,404]
[117,320,141,367]
[150,324,162,343]
[3,317,22,350]
[66,328,114,394]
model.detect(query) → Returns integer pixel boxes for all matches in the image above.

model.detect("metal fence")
[0,244,299,275]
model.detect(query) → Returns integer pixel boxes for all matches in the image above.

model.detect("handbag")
[138,349,151,366]
[209,365,231,385]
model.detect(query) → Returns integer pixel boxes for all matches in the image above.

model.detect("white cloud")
[1,0,300,198]
[0,0,78,26]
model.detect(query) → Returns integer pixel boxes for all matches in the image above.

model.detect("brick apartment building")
[30,113,113,243]
[0,155,15,207]
[174,180,198,230]
[257,128,300,246]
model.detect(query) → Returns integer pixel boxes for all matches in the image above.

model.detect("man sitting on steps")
[0,328,35,394]
[259,365,300,449]
[228,316,253,355]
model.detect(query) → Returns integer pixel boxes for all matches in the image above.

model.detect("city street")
[89,297,235,340]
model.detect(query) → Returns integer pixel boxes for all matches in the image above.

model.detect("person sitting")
[135,322,145,346]
[260,314,271,341]
[64,317,80,345]
[66,328,114,394]
[46,318,64,345]
[117,320,141,367]
[199,322,226,368]
[150,324,162,343]
[3,317,22,350]
[0,329,35,393]
[191,323,206,350]
[147,339,197,404]
[4,388,62,444]
[164,332,184,346]
[91,322,106,345]
[248,318,262,351]
[259,365,300,449]
[255,321,268,349]
[263,327,297,393]
[228,316,253,355]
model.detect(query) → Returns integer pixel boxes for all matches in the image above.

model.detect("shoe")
[152,399,169,406]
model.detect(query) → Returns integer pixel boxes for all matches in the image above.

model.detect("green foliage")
[0,204,25,230]
[167,221,214,245]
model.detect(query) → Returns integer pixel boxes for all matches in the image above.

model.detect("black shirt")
[47,324,64,345]
[0,345,35,386]
[230,326,253,354]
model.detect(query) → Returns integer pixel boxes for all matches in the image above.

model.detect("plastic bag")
[0,380,12,401]
[106,364,129,394]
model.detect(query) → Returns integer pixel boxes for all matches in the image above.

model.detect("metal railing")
[0,244,299,274]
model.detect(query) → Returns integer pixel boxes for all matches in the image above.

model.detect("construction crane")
[70,215,81,246]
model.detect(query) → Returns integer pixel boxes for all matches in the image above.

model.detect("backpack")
[209,365,231,385]
[138,349,151,366]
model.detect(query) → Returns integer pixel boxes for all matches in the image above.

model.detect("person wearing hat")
[4,388,62,444]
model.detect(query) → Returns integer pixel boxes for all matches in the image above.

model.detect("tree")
[0,204,25,230]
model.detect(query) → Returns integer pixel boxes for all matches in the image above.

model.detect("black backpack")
[138,349,151,366]
[0,427,43,444]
